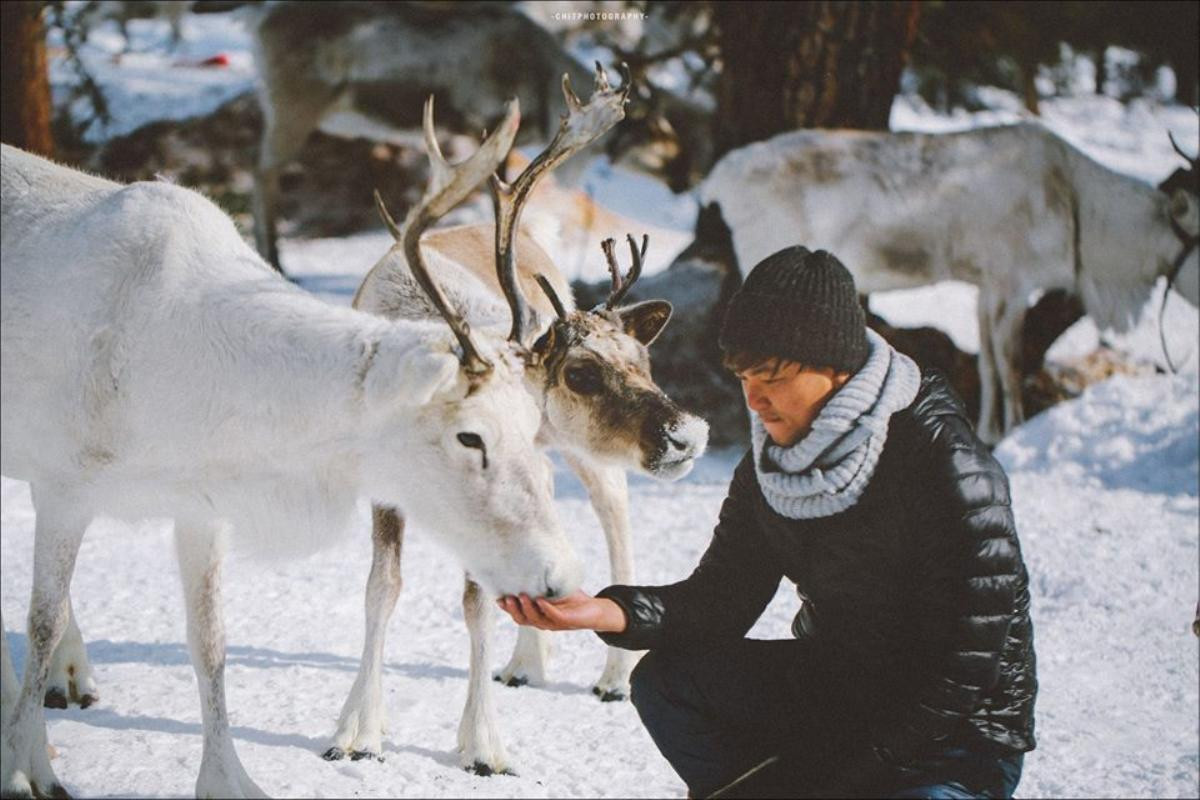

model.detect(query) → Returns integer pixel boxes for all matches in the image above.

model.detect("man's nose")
[745,384,769,411]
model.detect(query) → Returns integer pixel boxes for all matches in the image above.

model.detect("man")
[499,246,1037,798]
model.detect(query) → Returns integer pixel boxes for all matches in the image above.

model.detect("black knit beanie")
[719,246,869,373]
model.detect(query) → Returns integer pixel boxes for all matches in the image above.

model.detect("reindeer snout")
[645,413,710,479]
[544,553,583,600]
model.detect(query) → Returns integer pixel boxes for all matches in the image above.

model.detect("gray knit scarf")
[751,329,922,519]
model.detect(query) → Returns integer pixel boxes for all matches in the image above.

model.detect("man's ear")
[618,300,672,346]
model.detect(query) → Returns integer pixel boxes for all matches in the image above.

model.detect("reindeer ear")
[618,300,672,346]
[531,323,557,359]
[364,339,461,410]
[1170,187,1199,234]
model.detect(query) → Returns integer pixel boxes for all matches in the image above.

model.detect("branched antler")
[601,234,649,310]
[376,96,520,376]
[490,61,632,344]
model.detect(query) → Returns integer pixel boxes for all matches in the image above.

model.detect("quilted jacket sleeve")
[596,454,784,652]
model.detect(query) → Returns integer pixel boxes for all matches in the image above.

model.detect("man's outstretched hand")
[496,590,627,634]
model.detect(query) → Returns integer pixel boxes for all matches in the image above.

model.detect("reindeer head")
[367,96,580,600]
[1158,131,1199,307]
[1161,132,1199,234]
[528,235,709,479]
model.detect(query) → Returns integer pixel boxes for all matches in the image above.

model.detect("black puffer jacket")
[598,371,1036,781]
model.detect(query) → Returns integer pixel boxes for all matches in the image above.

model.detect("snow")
[4,7,1198,799]
[47,7,256,144]
[3,367,1197,798]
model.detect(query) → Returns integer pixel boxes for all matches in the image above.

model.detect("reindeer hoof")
[349,750,382,762]
[592,686,626,702]
[321,747,346,761]
[43,688,68,709]
[466,761,515,777]
[46,783,71,799]
[494,674,528,688]
[75,693,98,710]
[0,784,34,800]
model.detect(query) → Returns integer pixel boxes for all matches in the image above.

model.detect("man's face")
[735,359,850,447]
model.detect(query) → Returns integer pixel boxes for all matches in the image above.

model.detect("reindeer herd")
[0,62,709,798]
[2,19,1199,800]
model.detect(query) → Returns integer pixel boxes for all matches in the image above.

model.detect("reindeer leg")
[175,522,266,800]
[995,294,1028,436]
[1,609,18,717]
[251,86,332,271]
[251,163,283,272]
[325,506,405,762]
[458,577,513,776]
[43,597,97,710]
[568,454,638,702]
[2,493,88,799]
[493,625,550,689]
[975,291,1004,445]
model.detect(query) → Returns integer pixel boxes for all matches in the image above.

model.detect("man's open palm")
[497,590,626,633]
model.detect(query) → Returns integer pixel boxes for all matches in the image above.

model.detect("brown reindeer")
[332,63,709,774]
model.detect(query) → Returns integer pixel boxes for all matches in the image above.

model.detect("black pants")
[629,640,1023,799]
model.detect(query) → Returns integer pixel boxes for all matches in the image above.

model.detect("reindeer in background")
[0,99,583,797]
[701,122,1199,443]
[223,1,601,271]
[333,64,708,774]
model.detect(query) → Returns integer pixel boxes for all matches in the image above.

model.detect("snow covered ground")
[2,369,1196,799]
[2,6,1197,799]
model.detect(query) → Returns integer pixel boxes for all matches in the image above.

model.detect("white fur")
[0,143,580,797]
[328,224,709,771]
[701,121,1200,443]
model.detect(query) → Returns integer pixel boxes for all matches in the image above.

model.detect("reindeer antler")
[378,95,521,376]
[601,233,648,310]
[490,61,633,344]
[534,274,569,320]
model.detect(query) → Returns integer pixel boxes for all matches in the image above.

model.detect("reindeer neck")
[146,274,406,469]
[1067,148,1180,329]
[1070,148,1179,269]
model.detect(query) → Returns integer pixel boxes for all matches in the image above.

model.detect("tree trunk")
[713,0,919,160]
[1,1,54,156]
[1094,48,1108,95]
[1020,57,1041,115]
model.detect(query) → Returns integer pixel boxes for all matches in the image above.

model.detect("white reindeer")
[327,65,709,774]
[0,97,584,798]
[701,121,1200,443]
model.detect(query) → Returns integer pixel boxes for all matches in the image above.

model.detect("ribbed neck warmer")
[751,329,921,520]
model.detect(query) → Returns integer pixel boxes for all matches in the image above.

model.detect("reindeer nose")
[666,433,689,451]
[543,567,561,600]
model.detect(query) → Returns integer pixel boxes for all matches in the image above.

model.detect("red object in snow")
[199,53,230,68]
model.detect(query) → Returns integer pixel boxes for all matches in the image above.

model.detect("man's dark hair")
[721,351,836,378]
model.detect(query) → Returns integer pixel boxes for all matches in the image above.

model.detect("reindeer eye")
[456,432,488,468]
[565,364,603,395]
[456,432,484,450]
